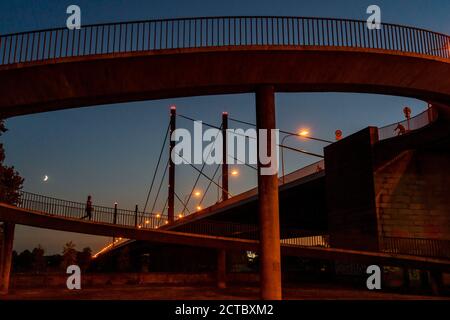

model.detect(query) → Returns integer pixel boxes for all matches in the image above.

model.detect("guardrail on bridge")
[1,16,449,65]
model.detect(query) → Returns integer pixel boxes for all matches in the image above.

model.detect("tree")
[31,245,46,274]
[15,249,33,272]
[77,247,92,272]
[0,119,24,205]
[61,241,77,270]
[46,254,63,271]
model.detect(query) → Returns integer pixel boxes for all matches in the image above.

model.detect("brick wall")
[375,150,450,242]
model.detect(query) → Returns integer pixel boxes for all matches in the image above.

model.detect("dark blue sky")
[1,0,448,254]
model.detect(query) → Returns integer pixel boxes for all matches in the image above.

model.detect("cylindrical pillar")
[168,106,176,223]
[255,85,282,300]
[222,112,229,201]
[0,222,15,294]
[217,249,227,289]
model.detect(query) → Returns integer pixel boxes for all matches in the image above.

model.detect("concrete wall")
[324,127,380,250]
[325,112,450,258]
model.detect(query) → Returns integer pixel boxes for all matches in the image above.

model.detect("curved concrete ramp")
[0,203,257,251]
[1,47,450,118]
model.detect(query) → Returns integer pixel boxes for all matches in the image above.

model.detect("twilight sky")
[0,0,449,254]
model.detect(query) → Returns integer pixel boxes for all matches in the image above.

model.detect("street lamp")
[182,190,201,215]
[217,169,239,202]
[281,130,309,184]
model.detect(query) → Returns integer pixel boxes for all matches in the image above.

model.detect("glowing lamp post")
[281,129,309,184]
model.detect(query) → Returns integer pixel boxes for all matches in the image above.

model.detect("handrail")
[17,191,165,229]
[1,16,449,66]
[377,105,438,141]
[15,191,450,259]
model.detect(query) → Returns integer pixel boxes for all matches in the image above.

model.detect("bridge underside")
[166,171,327,237]
[1,47,450,118]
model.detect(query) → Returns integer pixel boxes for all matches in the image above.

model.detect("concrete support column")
[217,249,227,289]
[255,85,282,300]
[0,222,15,294]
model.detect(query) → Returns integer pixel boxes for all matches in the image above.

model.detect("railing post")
[222,112,229,201]
[113,202,118,243]
[168,106,176,223]
[113,202,118,225]
[134,205,138,228]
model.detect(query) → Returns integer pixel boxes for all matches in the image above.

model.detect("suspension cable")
[177,113,221,130]
[227,153,258,170]
[174,191,191,215]
[177,113,324,157]
[181,123,224,214]
[175,150,233,197]
[229,117,333,143]
[140,123,170,222]
[161,197,168,216]
[198,164,222,207]
[149,160,169,217]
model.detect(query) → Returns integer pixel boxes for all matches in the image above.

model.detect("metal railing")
[1,16,449,66]
[16,191,330,248]
[280,160,325,185]
[377,105,438,140]
[172,220,259,239]
[14,192,450,259]
[381,236,450,259]
[17,191,166,229]
[172,219,330,247]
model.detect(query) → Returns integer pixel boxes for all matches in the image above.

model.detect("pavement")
[2,284,449,300]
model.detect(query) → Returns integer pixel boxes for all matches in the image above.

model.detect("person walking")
[394,123,407,136]
[82,195,93,220]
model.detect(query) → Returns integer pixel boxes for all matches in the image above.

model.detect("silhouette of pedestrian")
[394,123,406,136]
[82,195,93,220]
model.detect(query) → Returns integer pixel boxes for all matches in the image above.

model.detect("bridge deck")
[1,16,449,118]
[1,203,450,272]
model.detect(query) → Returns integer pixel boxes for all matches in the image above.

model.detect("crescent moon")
[43,175,49,182]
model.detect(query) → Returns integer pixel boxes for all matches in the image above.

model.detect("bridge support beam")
[255,85,282,300]
[217,249,227,289]
[0,222,15,294]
